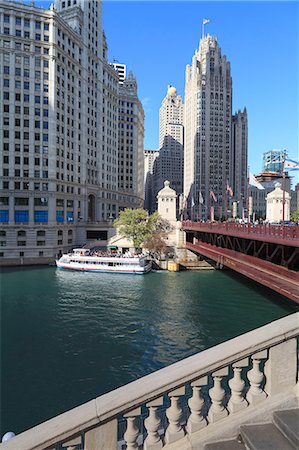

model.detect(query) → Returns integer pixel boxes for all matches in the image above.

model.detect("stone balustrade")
[1,313,298,450]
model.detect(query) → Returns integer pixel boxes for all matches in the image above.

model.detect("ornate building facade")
[184,35,248,220]
[0,0,143,264]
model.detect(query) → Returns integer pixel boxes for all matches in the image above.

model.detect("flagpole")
[248,164,252,223]
[226,182,228,221]
[282,150,286,223]
[202,21,204,39]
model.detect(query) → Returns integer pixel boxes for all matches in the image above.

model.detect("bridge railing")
[1,313,298,450]
[182,221,299,240]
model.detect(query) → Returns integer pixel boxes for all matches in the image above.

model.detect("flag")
[284,158,299,171]
[249,172,265,190]
[226,181,233,197]
[199,191,204,204]
[203,19,210,25]
[210,191,217,202]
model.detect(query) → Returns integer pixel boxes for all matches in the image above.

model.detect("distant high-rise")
[111,62,126,84]
[144,149,159,213]
[153,85,184,213]
[184,34,248,219]
[232,109,248,208]
[118,71,144,211]
[262,149,284,173]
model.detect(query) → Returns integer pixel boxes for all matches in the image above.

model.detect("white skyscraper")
[184,34,247,220]
[0,0,141,264]
[118,70,144,211]
[111,62,127,84]
[153,85,184,213]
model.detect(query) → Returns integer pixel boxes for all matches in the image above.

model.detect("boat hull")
[55,261,151,274]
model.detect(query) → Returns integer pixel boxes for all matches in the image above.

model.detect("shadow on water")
[221,268,299,312]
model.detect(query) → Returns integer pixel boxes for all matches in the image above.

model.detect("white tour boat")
[56,249,152,274]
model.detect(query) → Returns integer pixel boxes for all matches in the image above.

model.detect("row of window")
[0,198,48,206]
[1,40,50,55]
[3,119,49,129]
[2,28,49,41]
[0,229,73,238]
[3,106,49,118]
[0,211,75,223]
[3,15,49,30]
[3,95,48,107]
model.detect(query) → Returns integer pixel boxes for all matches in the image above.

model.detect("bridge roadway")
[182,222,299,303]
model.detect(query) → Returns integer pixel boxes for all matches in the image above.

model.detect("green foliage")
[114,209,159,249]
[291,210,299,221]
[114,209,174,252]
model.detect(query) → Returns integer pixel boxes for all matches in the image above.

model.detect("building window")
[34,211,48,223]
[67,211,74,222]
[34,197,48,206]
[18,241,26,247]
[0,198,9,206]
[56,210,64,223]
[15,211,29,223]
[37,241,45,246]
[15,198,29,206]
[0,211,9,222]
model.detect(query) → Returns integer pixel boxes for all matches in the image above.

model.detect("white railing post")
[124,408,141,450]
[144,397,163,450]
[84,421,117,450]
[264,338,297,395]
[165,386,186,444]
[228,358,249,413]
[246,350,267,405]
[186,376,208,433]
[208,367,229,422]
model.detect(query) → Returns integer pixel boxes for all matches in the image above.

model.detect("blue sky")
[35,1,299,183]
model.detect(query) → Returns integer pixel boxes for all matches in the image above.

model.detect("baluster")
[186,376,208,434]
[62,436,81,450]
[208,367,229,423]
[165,386,185,444]
[246,350,267,405]
[228,358,249,413]
[144,397,163,450]
[124,407,141,450]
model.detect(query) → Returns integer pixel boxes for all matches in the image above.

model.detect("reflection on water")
[1,267,297,435]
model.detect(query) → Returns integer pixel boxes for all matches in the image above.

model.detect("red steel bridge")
[182,221,299,303]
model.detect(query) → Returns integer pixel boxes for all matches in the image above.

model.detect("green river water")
[0,266,297,437]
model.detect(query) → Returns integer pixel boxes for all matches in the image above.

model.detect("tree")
[291,210,299,222]
[114,209,159,249]
[143,216,174,258]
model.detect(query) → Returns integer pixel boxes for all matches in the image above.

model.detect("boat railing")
[1,313,298,450]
